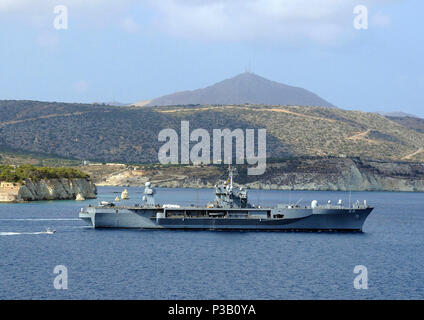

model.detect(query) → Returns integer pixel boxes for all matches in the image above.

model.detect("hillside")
[137,72,335,107]
[0,147,82,167]
[81,158,424,192]
[387,116,424,134]
[0,164,89,183]
[1,100,424,163]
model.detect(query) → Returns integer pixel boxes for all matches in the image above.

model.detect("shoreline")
[95,184,424,193]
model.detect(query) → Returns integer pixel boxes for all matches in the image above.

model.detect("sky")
[0,0,423,117]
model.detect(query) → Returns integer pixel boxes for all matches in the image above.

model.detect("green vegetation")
[0,147,82,167]
[387,116,424,134]
[0,100,423,163]
[0,164,89,183]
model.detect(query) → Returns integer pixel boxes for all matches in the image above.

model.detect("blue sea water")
[0,187,423,300]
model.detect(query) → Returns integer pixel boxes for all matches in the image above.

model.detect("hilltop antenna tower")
[245,61,252,74]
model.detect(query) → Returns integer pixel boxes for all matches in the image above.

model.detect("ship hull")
[80,207,373,232]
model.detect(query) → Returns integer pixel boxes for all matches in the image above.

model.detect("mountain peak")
[141,73,335,108]
[233,71,261,78]
[226,71,275,83]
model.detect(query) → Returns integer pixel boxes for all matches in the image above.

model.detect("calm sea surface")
[0,187,423,300]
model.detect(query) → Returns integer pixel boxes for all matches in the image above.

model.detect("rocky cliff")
[0,178,97,202]
[241,158,424,192]
[84,158,424,192]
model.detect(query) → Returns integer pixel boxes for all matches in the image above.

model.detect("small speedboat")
[45,227,56,234]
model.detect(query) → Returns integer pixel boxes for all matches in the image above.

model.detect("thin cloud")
[0,0,395,44]
[0,0,125,12]
[148,0,395,43]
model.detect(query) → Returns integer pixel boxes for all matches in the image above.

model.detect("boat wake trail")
[0,231,54,236]
[0,218,79,221]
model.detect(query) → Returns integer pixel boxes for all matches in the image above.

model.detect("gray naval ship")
[80,167,373,232]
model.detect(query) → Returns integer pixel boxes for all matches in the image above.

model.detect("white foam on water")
[0,231,54,236]
[0,218,79,221]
